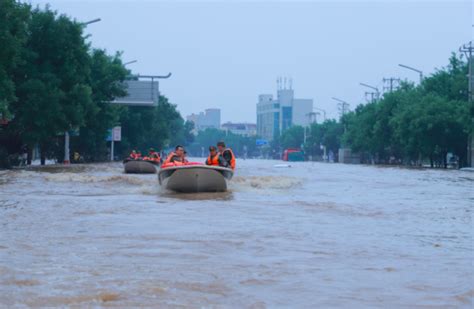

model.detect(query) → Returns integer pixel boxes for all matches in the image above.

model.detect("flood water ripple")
[0,160,472,307]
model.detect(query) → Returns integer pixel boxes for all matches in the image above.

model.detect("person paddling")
[206,146,228,167]
[217,141,235,170]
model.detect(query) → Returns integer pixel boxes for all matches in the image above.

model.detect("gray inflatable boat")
[158,164,233,192]
[123,160,158,174]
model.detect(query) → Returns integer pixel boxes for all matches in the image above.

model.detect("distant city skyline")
[31,0,472,123]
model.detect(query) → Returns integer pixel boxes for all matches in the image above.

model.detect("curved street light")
[399,64,423,84]
[123,60,138,66]
[80,18,101,26]
[359,83,380,102]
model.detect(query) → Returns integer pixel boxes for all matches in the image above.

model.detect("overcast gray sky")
[31,0,472,122]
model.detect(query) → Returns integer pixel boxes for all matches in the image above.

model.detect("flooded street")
[0,159,472,307]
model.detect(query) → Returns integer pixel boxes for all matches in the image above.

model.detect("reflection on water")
[0,160,472,307]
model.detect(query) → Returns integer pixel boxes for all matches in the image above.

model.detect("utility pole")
[304,112,317,144]
[460,41,473,167]
[383,77,401,93]
[364,91,377,103]
[332,97,350,118]
[360,83,380,103]
[314,107,327,122]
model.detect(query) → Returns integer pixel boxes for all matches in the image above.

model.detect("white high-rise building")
[186,108,221,133]
[257,79,313,141]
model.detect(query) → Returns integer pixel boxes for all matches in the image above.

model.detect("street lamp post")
[80,18,101,26]
[459,41,473,167]
[359,83,380,102]
[399,64,423,84]
[332,97,350,117]
[123,60,138,66]
[314,107,327,122]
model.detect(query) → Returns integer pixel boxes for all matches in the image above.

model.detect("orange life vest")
[164,152,175,164]
[206,154,220,166]
[164,152,184,165]
[149,152,160,163]
[222,148,235,170]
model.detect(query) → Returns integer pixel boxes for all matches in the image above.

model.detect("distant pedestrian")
[19,145,28,166]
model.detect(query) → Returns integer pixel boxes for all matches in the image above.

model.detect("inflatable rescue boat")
[158,162,233,193]
[123,159,158,174]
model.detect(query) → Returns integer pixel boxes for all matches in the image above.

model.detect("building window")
[274,112,280,136]
[282,107,292,131]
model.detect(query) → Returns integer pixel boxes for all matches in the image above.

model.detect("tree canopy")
[0,1,190,166]
[274,53,470,167]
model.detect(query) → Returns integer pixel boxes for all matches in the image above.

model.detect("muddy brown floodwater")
[0,159,472,307]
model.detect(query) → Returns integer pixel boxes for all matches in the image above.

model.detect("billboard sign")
[112,126,121,141]
[256,139,268,146]
[111,80,159,106]
[106,126,121,141]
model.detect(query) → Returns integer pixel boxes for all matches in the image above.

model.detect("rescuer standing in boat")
[206,146,229,167]
[217,141,235,170]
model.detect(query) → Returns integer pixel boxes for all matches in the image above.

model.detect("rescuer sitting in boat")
[129,150,141,160]
[206,146,229,167]
[217,141,235,170]
[164,145,187,165]
[144,148,161,164]
[182,150,189,164]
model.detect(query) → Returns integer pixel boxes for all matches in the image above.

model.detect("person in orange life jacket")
[129,150,140,160]
[206,146,228,167]
[146,148,161,163]
[165,145,186,164]
[217,141,235,169]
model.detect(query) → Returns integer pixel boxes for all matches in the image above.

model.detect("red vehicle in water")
[282,148,304,161]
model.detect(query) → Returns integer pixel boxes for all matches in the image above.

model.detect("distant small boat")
[158,164,233,193]
[274,164,292,168]
[123,159,158,174]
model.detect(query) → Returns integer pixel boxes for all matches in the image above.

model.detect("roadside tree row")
[275,54,470,167]
[0,1,187,166]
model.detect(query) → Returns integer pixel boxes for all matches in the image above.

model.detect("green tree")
[10,7,92,164]
[305,120,343,159]
[343,103,377,157]
[71,49,128,161]
[280,125,304,149]
[117,95,186,157]
[391,93,469,167]
[189,128,258,158]
[0,0,30,117]
[183,120,195,145]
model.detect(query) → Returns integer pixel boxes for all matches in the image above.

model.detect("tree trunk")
[40,144,46,166]
[430,154,433,168]
[27,146,33,165]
